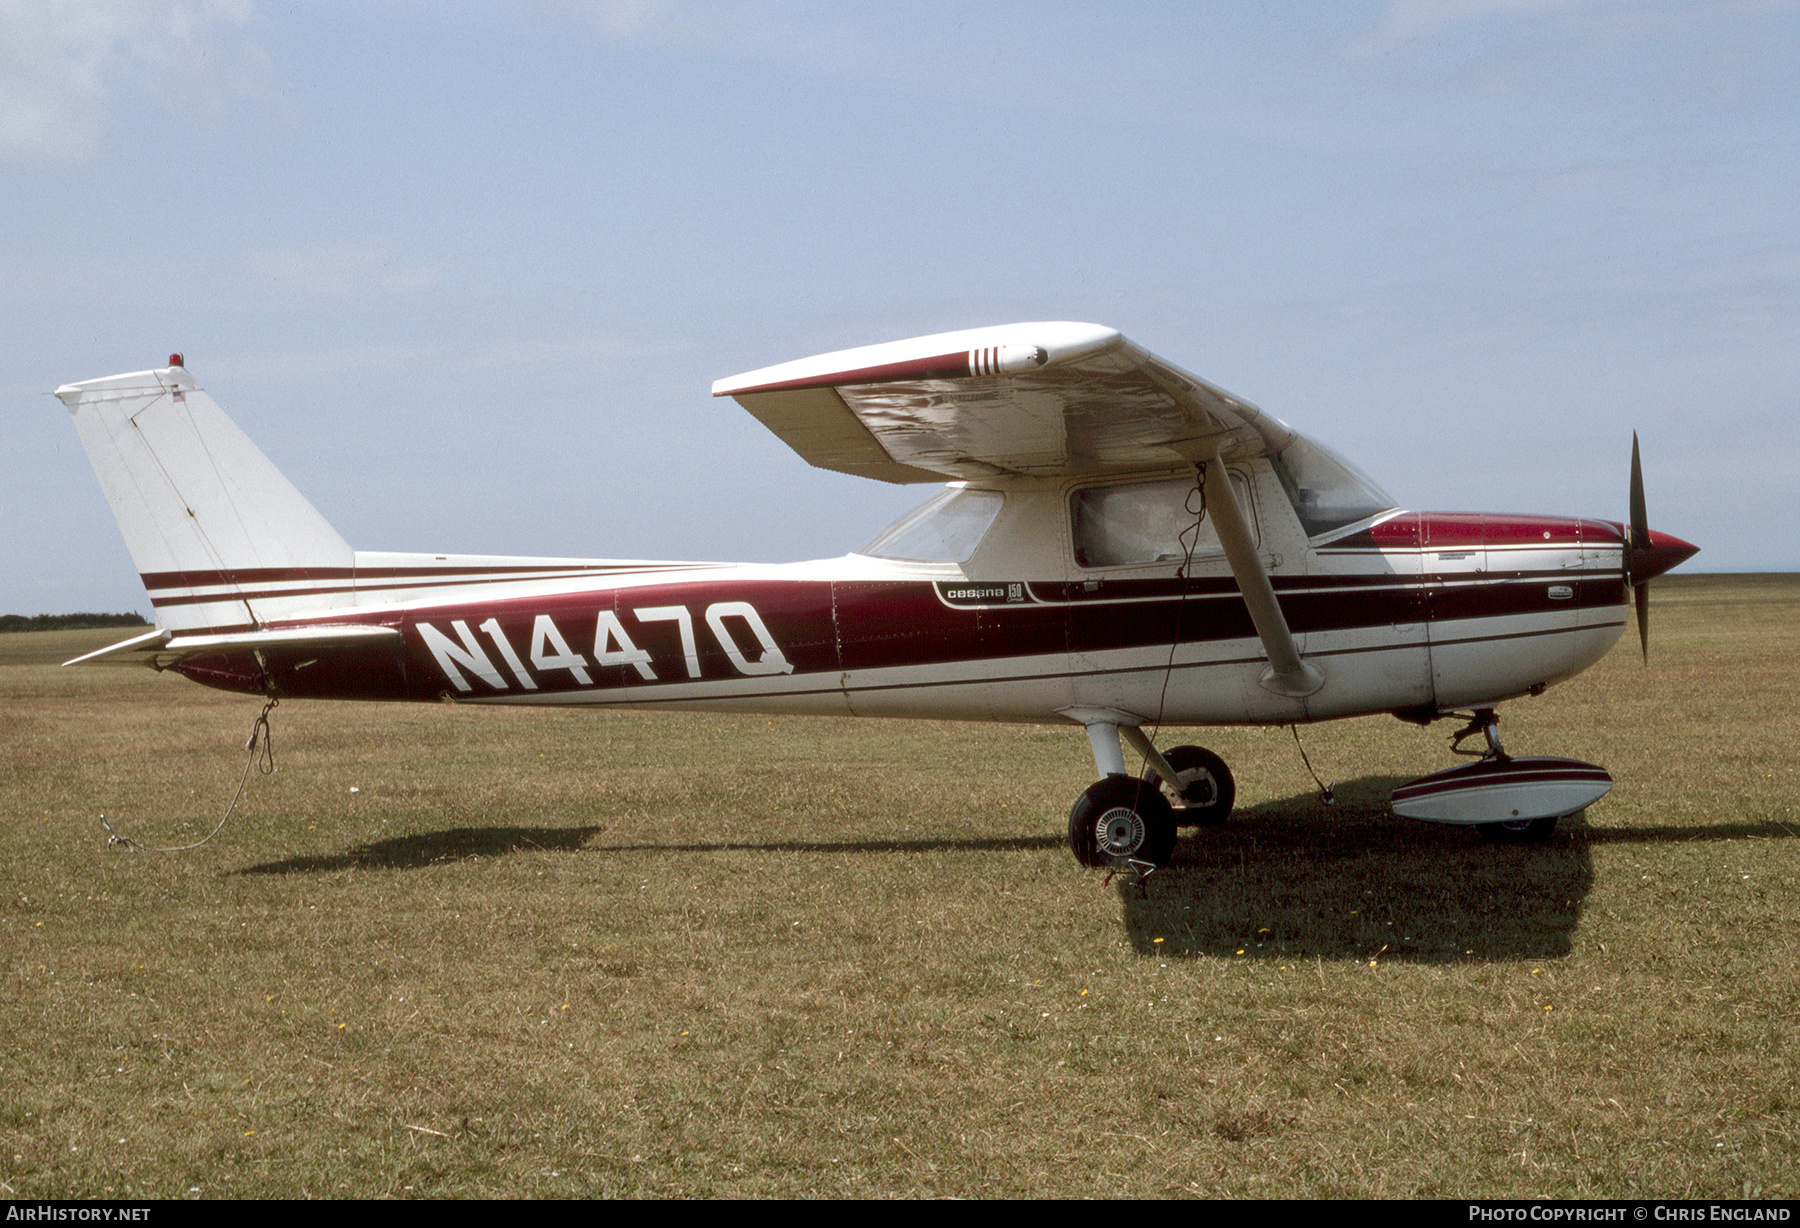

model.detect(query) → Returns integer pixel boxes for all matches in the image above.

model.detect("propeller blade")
[1624,432,1699,664]
[1631,432,1651,663]
[1629,432,1649,558]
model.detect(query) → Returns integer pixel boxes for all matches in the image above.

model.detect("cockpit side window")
[858,487,1005,563]
[1268,436,1397,538]
[1071,474,1248,568]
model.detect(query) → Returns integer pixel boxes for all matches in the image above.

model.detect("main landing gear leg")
[1061,713,1237,874]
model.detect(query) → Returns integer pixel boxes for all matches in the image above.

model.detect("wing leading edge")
[712,322,1297,483]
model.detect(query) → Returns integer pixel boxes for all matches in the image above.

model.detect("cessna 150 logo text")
[935,581,1028,607]
[418,601,792,692]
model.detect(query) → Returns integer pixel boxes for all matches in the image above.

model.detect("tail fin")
[56,360,355,634]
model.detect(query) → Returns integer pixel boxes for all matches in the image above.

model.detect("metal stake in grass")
[1103,857,1160,896]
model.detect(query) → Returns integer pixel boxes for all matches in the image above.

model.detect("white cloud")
[0,0,261,160]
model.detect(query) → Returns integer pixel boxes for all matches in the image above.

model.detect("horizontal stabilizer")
[65,624,400,669]
[61,628,170,666]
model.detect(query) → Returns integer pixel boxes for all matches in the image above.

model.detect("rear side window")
[1071,473,1250,568]
[859,488,1005,563]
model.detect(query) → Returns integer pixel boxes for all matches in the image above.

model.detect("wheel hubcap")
[1095,806,1146,858]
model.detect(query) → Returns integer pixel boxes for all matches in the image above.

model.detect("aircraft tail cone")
[1624,432,1699,663]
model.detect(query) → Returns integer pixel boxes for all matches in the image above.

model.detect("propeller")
[1629,433,1651,661]
[1623,432,1699,663]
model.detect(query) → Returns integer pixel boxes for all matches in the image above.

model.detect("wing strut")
[1202,451,1323,698]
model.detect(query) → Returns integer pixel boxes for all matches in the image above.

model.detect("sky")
[4,0,1795,618]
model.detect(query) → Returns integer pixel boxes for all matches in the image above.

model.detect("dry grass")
[1,576,1796,1198]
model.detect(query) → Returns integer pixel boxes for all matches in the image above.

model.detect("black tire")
[1476,815,1559,843]
[1067,775,1177,868]
[1142,745,1235,827]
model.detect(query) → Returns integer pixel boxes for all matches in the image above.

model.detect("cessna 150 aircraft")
[57,322,1696,869]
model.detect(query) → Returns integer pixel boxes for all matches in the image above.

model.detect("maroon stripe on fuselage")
[1428,574,1623,622]
[171,570,1624,705]
[139,562,715,609]
[138,562,694,590]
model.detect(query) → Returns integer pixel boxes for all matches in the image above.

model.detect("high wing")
[712,322,1297,483]
[716,321,1324,697]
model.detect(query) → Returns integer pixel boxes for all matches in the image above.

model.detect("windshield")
[858,488,1005,563]
[1268,436,1397,537]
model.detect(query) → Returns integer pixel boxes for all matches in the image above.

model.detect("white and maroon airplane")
[56,323,1695,870]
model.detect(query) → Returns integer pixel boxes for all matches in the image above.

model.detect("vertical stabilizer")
[56,362,355,634]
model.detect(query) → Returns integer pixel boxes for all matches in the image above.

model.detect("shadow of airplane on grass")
[239,825,608,874]
[1116,776,1595,963]
[1118,775,1797,962]
[239,776,1791,965]
[238,826,1058,874]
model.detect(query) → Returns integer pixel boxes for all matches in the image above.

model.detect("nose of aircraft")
[1629,529,1699,584]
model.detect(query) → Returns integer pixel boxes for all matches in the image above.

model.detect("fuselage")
[149,459,1636,730]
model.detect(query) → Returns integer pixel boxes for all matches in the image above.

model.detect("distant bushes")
[0,613,150,632]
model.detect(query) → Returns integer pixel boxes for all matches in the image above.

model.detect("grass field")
[2,573,1795,1198]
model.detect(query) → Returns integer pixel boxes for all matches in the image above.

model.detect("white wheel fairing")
[1391,755,1611,826]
